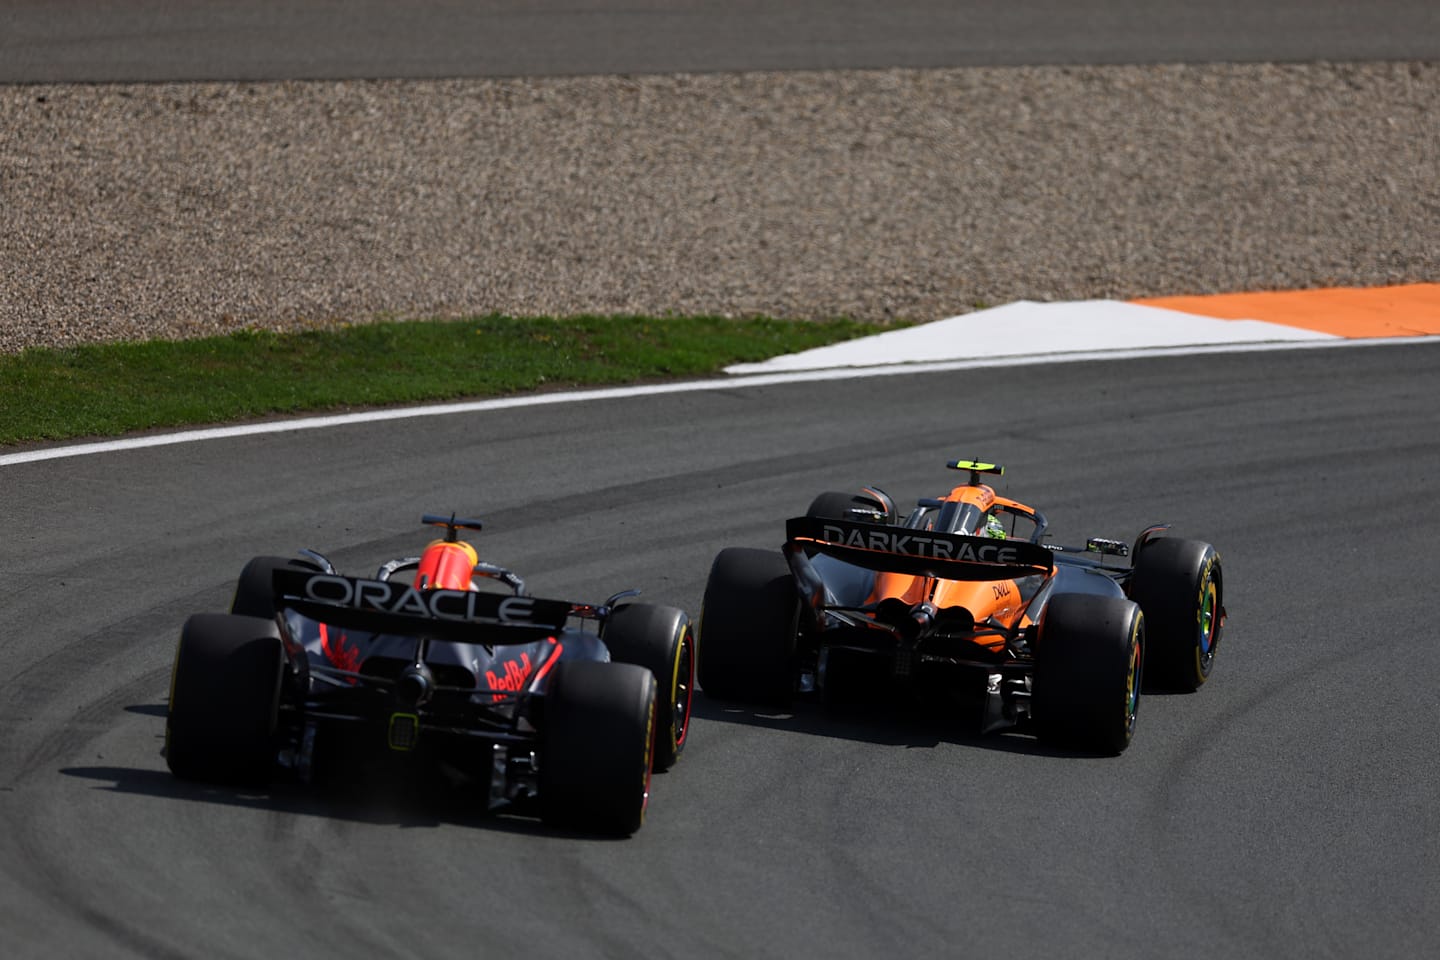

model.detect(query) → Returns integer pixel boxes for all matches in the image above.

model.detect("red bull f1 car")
[697,460,1225,754]
[165,514,695,835]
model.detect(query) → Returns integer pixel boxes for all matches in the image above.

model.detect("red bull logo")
[485,652,534,702]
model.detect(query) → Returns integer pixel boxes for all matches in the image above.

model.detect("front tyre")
[1032,594,1144,755]
[602,603,695,772]
[166,613,285,783]
[806,490,895,524]
[230,555,320,619]
[1129,538,1224,692]
[697,547,799,705]
[539,661,657,836]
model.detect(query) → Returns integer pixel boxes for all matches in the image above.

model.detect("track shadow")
[58,761,647,840]
[690,691,1100,759]
[61,702,661,841]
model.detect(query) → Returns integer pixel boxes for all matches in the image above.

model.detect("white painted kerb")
[723,300,1333,374]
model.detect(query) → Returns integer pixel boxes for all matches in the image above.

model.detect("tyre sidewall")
[602,603,694,771]
[539,660,656,835]
[1032,594,1144,754]
[166,613,285,783]
[1129,538,1223,692]
[697,547,798,704]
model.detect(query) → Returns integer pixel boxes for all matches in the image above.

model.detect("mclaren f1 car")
[697,460,1225,754]
[165,514,695,835]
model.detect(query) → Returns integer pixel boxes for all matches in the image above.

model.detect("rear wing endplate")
[785,516,1053,582]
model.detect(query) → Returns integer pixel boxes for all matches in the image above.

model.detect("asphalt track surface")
[4,5,1440,960]
[4,341,1440,959]
[3,0,1439,82]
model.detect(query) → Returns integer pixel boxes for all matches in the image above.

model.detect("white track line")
[3,330,1432,467]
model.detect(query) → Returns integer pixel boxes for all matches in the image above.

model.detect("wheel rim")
[1125,626,1142,732]
[1198,577,1218,659]
[671,625,696,749]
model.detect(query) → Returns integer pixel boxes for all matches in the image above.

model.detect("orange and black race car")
[165,514,694,835]
[698,460,1225,754]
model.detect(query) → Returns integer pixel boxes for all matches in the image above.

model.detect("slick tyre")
[1032,594,1144,755]
[540,661,656,836]
[697,547,799,705]
[1129,538,1224,692]
[166,613,285,783]
[231,555,321,619]
[806,490,895,524]
[602,603,695,772]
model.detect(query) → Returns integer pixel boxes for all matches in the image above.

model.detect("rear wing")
[272,568,571,645]
[785,516,1054,582]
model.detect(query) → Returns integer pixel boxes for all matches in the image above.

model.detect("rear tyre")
[231,555,320,619]
[697,547,799,705]
[166,613,285,783]
[539,661,656,836]
[1032,594,1144,755]
[1129,538,1223,692]
[603,603,695,772]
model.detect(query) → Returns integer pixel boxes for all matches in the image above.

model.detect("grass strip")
[0,315,896,446]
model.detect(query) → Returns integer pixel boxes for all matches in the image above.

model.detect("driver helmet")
[984,511,1007,539]
[414,539,479,591]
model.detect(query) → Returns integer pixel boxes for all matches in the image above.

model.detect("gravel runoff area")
[1,61,1436,355]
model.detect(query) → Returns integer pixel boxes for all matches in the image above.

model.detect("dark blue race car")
[165,514,695,836]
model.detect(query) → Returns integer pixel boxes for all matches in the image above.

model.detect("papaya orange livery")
[700,458,1229,756]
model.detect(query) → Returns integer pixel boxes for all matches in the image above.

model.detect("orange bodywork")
[868,483,1038,653]
[414,540,479,592]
